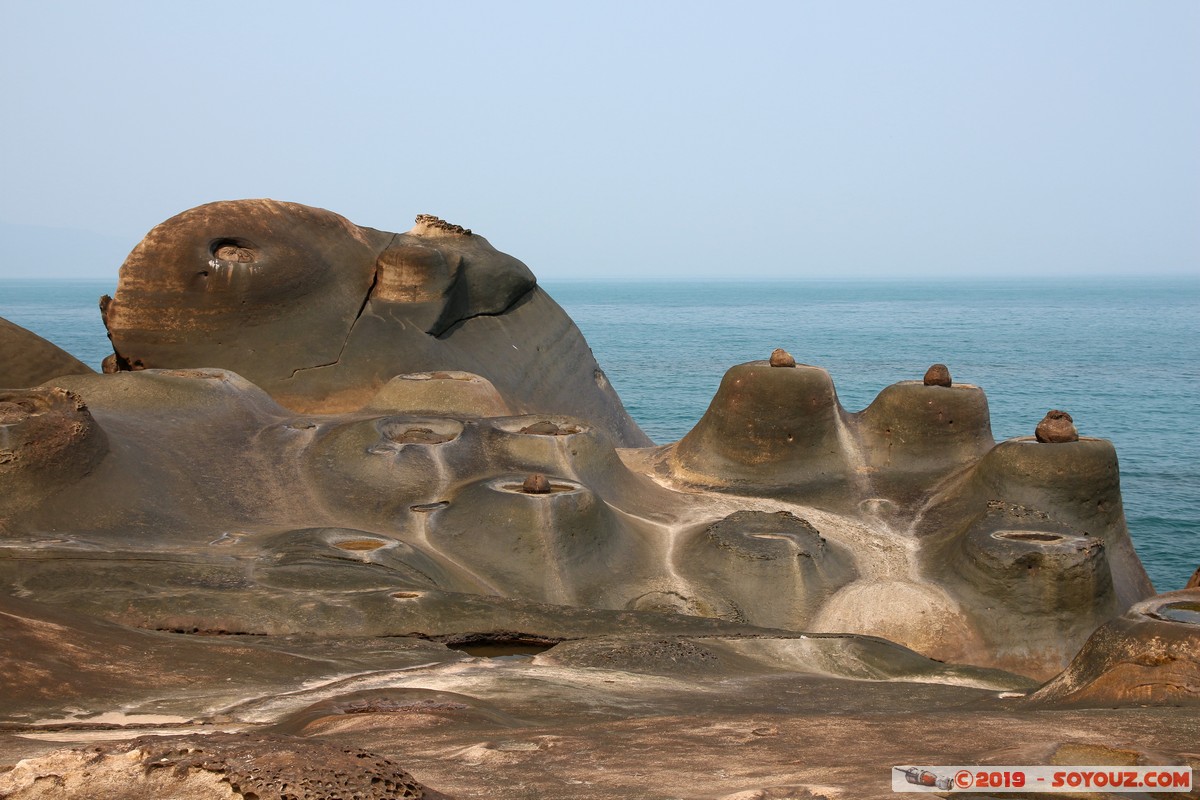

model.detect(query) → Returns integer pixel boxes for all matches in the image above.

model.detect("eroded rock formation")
[98,200,648,446]
[1036,408,1079,443]
[0,201,1194,799]
[0,354,1158,678]
[1023,588,1200,707]
[922,362,952,387]
[0,386,108,515]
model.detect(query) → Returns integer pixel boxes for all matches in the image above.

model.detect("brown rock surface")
[0,316,93,388]
[0,732,448,799]
[361,371,512,417]
[1024,588,1200,707]
[922,362,951,386]
[769,347,795,367]
[0,387,108,515]
[521,472,552,493]
[99,200,648,445]
[1035,408,1079,442]
[1,619,1196,799]
[855,379,994,481]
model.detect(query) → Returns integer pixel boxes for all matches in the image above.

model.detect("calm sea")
[2,278,1198,591]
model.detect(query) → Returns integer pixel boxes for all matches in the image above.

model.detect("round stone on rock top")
[522,473,551,494]
[1035,409,1078,443]
[769,348,796,368]
[923,363,952,387]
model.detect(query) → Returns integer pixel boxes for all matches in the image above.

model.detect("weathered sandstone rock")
[521,473,551,494]
[0,316,93,387]
[0,387,108,515]
[769,347,796,367]
[1024,588,1200,707]
[0,733,449,799]
[99,200,648,445]
[0,199,1183,800]
[922,362,952,386]
[1035,408,1079,443]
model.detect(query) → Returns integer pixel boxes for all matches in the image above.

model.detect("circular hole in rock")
[501,482,577,495]
[0,396,46,417]
[210,238,256,263]
[334,539,389,551]
[1148,601,1200,625]
[993,530,1065,543]
[859,498,898,516]
[517,421,583,436]
[379,421,458,445]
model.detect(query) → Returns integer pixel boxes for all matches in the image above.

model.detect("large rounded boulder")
[100,200,648,446]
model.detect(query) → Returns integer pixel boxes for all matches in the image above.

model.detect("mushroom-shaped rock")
[941,505,1118,678]
[0,732,451,799]
[302,414,468,520]
[964,437,1153,610]
[0,387,108,515]
[0,316,94,387]
[1035,409,1079,443]
[769,347,796,367]
[856,379,994,479]
[676,510,856,629]
[361,371,512,417]
[100,199,649,446]
[426,477,652,607]
[1024,589,1200,707]
[667,361,854,496]
[922,363,952,387]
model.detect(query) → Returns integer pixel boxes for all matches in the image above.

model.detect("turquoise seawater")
[2,278,1198,591]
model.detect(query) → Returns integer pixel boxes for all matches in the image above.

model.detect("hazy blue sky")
[1,1,1197,280]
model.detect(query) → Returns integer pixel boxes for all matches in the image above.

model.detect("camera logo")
[895,767,954,791]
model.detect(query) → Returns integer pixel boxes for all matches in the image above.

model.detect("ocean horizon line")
[5,274,1196,286]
